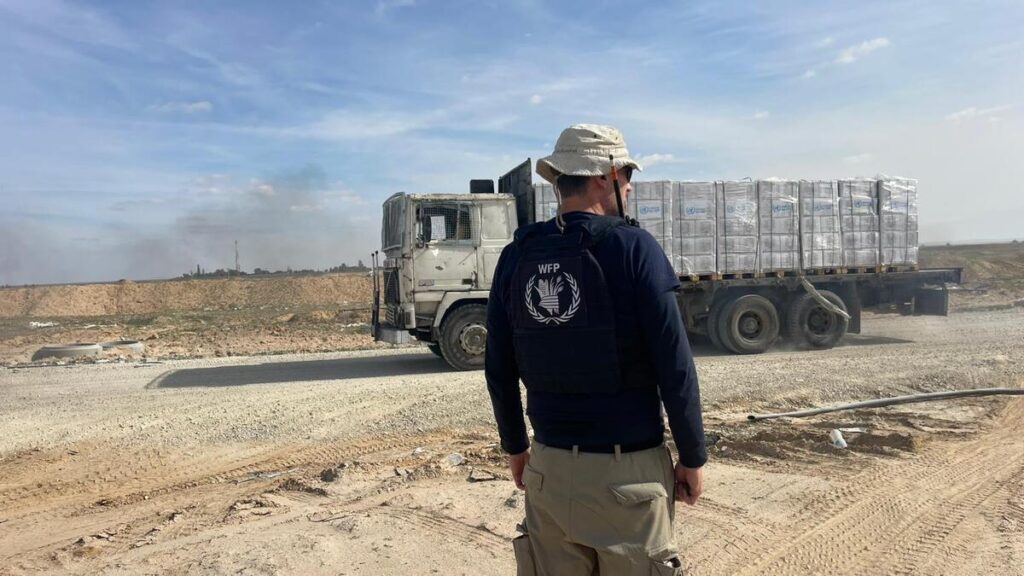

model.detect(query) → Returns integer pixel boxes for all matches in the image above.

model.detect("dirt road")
[1,309,1022,575]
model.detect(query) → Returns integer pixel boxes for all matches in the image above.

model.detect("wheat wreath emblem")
[525,272,581,325]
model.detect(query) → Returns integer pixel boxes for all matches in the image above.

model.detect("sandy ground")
[1,309,1022,575]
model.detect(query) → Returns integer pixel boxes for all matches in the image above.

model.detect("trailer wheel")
[426,343,444,358]
[786,290,848,350]
[717,294,780,355]
[438,304,488,371]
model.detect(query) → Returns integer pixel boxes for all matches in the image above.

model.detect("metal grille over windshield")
[418,204,473,243]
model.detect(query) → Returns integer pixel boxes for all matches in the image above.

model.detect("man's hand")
[508,450,530,490]
[674,463,703,505]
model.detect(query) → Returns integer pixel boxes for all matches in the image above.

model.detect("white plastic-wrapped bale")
[673,182,717,275]
[629,181,674,268]
[798,180,843,269]
[757,180,800,271]
[534,182,558,223]
[839,179,880,267]
[717,181,759,274]
[879,177,919,266]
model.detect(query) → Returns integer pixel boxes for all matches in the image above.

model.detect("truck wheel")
[706,294,734,353]
[716,294,779,355]
[439,304,488,371]
[786,290,848,350]
[426,343,444,358]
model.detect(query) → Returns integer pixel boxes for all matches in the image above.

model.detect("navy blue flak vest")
[509,216,657,395]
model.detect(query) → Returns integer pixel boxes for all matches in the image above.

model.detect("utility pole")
[234,240,240,273]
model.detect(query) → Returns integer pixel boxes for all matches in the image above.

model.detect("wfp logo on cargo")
[636,202,664,220]
[771,202,795,216]
[851,197,876,211]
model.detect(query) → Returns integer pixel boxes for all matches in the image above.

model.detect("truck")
[372,160,962,370]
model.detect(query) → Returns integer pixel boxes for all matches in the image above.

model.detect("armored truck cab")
[375,191,516,368]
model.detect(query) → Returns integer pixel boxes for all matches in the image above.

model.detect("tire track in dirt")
[0,430,450,519]
[0,431,454,564]
[371,507,511,557]
[872,451,1024,575]
[730,399,1024,575]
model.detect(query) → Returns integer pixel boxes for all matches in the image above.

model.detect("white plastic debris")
[29,321,60,328]
[829,429,848,449]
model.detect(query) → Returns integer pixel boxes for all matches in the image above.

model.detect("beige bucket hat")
[536,124,642,185]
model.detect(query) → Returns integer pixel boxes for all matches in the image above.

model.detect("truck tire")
[426,343,444,358]
[786,290,848,350]
[438,304,488,371]
[706,294,735,353]
[716,294,780,355]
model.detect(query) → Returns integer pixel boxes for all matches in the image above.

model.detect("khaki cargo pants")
[513,441,683,575]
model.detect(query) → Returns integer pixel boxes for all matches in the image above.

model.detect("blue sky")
[1,0,1021,284]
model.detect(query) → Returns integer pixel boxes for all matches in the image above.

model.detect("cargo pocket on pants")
[512,532,537,576]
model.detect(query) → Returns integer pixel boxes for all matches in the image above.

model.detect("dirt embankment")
[920,242,1024,282]
[0,274,377,364]
[0,274,372,318]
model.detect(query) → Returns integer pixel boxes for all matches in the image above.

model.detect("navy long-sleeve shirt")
[485,212,707,468]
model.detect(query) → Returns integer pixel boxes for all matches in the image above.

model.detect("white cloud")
[752,110,770,120]
[300,110,431,140]
[324,184,365,205]
[634,153,678,167]
[151,100,213,114]
[835,37,891,64]
[945,105,1012,122]
[843,153,873,165]
[375,0,415,16]
[176,47,262,87]
[816,37,835,48]
[529,94,543,105]
[802,69,817,79]
[251,182,275,197]
[189,173,233,194]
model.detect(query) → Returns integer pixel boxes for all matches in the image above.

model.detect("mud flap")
[512,523,538,576]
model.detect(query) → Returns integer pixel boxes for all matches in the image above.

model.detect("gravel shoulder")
[0,309,1022,575]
